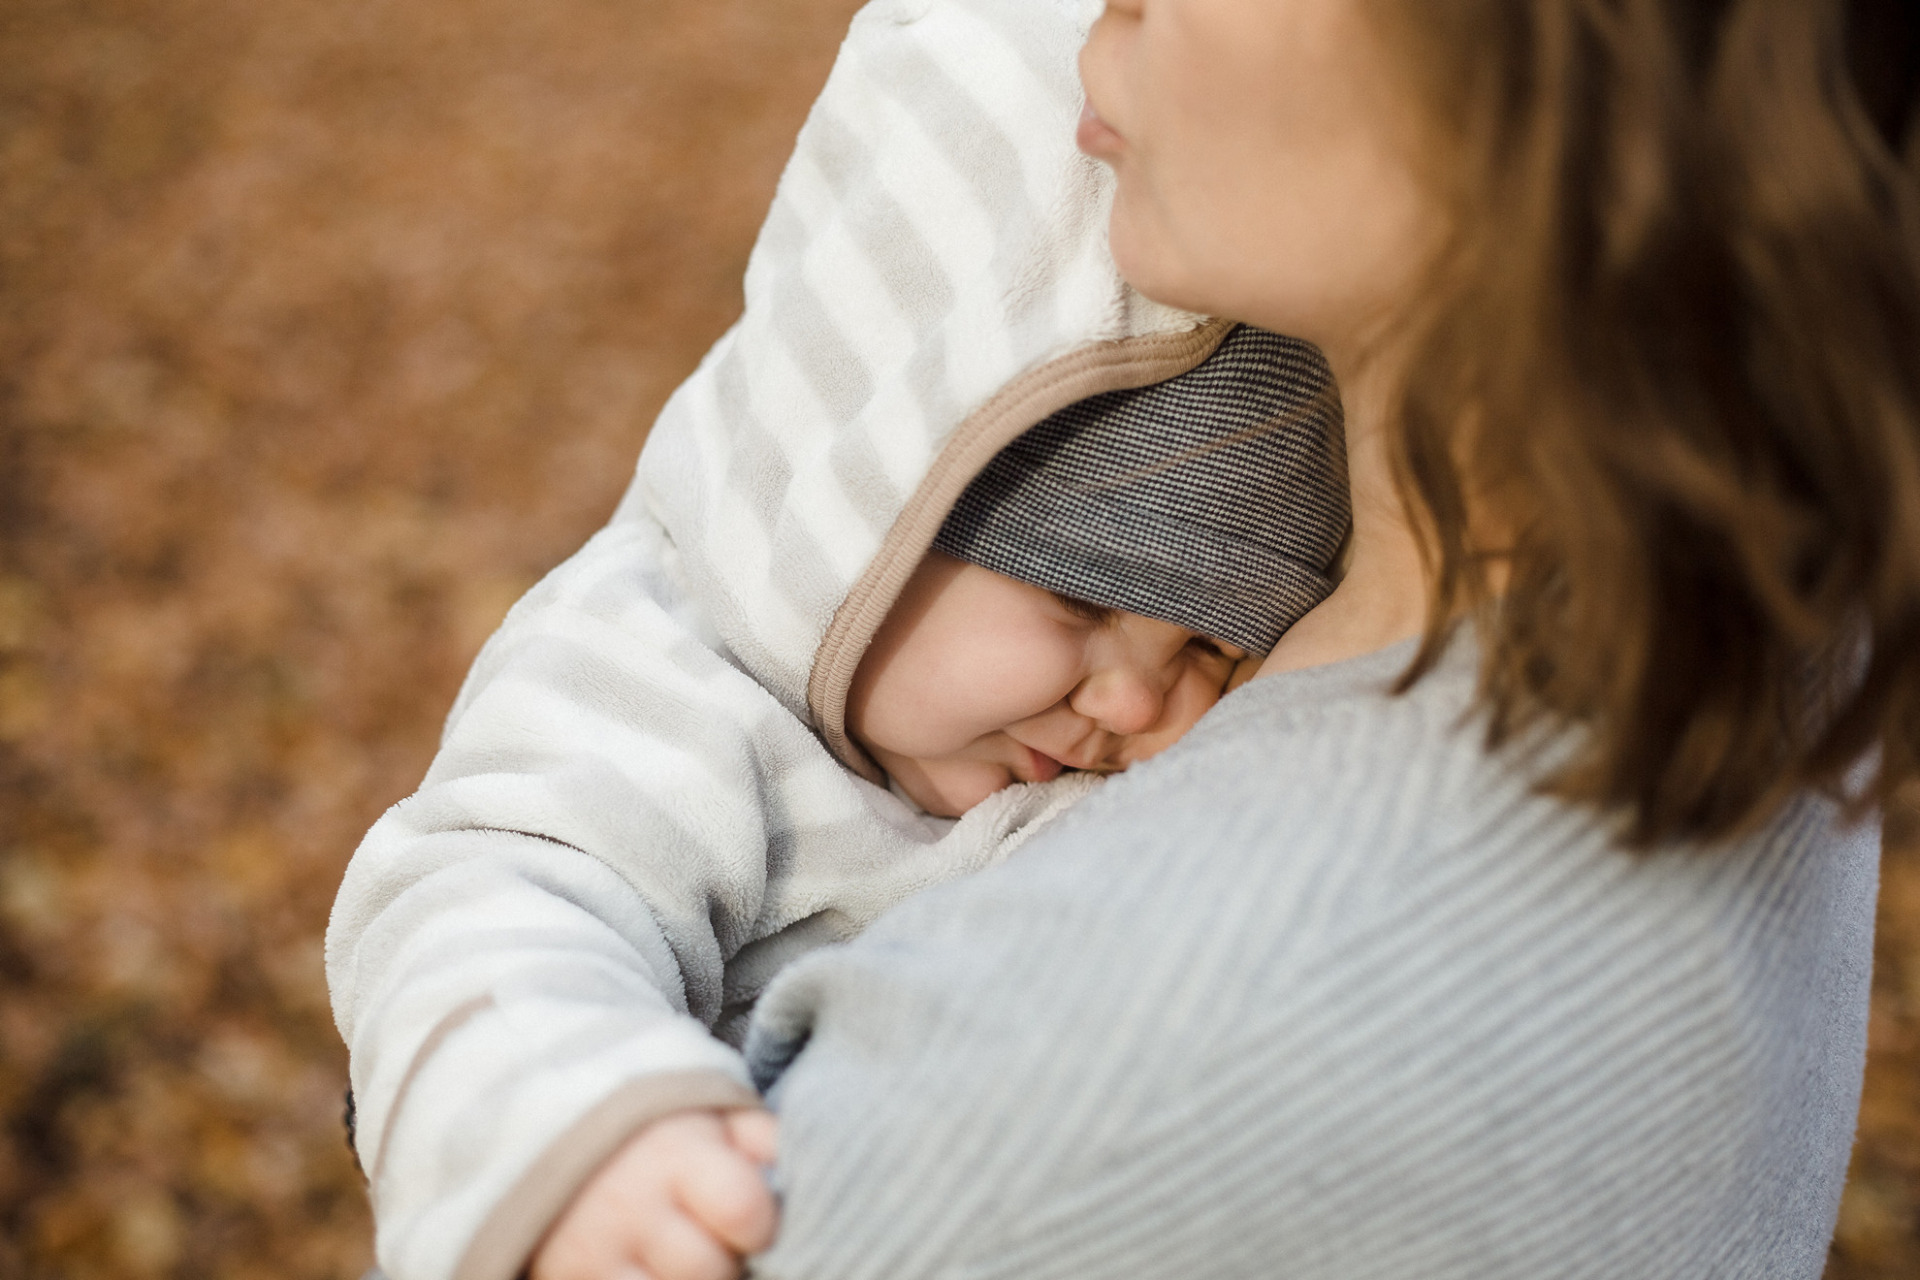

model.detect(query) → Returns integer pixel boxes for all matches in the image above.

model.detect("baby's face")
[847,551,1245,817]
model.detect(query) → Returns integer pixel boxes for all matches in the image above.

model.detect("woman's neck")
[1259,345,1429,677]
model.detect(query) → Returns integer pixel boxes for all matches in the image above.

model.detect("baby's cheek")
[1110,662,1229,768]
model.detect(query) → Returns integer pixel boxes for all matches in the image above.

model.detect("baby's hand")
[531,1108,779,1280]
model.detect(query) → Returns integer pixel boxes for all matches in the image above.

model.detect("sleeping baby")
[406,324,1346,1280]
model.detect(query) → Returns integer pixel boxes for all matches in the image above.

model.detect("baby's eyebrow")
[1050,591,1114,624]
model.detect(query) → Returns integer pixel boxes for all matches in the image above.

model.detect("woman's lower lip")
[1076,100,1124,159]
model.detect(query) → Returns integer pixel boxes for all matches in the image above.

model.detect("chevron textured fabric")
[747,638,1878,1280]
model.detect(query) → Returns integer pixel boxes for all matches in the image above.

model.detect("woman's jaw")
[1077,0,1445,675]
[1076,0,1442,371]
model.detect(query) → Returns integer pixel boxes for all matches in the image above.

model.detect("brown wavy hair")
[1377,0,1920,845]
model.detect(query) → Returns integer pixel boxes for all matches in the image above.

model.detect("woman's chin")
[1108,207,1218,318]
[1106,212,1169,299]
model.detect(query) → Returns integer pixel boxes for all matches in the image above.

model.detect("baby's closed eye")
[1049,590,1115,625]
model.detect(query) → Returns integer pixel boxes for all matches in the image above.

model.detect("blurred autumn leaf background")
[0,1,1913,1277]
[0,0,861,1273]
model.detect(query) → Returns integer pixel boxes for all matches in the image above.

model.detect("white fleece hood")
[630,0,1226,776]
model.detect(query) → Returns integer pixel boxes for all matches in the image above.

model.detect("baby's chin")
[862,746,1029,818]
[895,758,1019,818]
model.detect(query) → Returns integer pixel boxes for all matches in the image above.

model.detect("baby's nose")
[1070,666,1165,737]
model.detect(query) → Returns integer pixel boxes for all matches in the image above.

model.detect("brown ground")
[0,3,1914,1278]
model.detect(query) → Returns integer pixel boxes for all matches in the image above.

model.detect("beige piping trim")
[451,1069,763,1280]
[370,993,496,1185]
[808,317,1236,781]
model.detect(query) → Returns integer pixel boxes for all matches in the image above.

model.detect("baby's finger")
[635,1208,744,1280]
[675,1141,779,1255]
[723,1109,779,1165]
[532,1190,654,1280]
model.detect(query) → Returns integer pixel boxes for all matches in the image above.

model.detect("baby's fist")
[532,1108,779,1280]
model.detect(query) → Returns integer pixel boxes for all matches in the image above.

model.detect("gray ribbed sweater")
[744,637,1878,1280]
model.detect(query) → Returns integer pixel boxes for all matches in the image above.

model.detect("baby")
[528,324,1347,1280]
[334,328,1346,1280]
[328,11,1348,1280]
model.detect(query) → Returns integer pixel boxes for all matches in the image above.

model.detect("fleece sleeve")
[323,507,937,1280]
[744,656,1878,1280]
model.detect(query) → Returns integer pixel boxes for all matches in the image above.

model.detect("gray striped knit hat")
[932,324,1349,656]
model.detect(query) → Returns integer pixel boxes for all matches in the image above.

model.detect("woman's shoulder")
[1075,631,1879,973]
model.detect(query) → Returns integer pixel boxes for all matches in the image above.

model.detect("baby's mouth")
[1022,745,1065,784]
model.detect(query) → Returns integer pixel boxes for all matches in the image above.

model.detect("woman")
[736,1,1920,1277]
